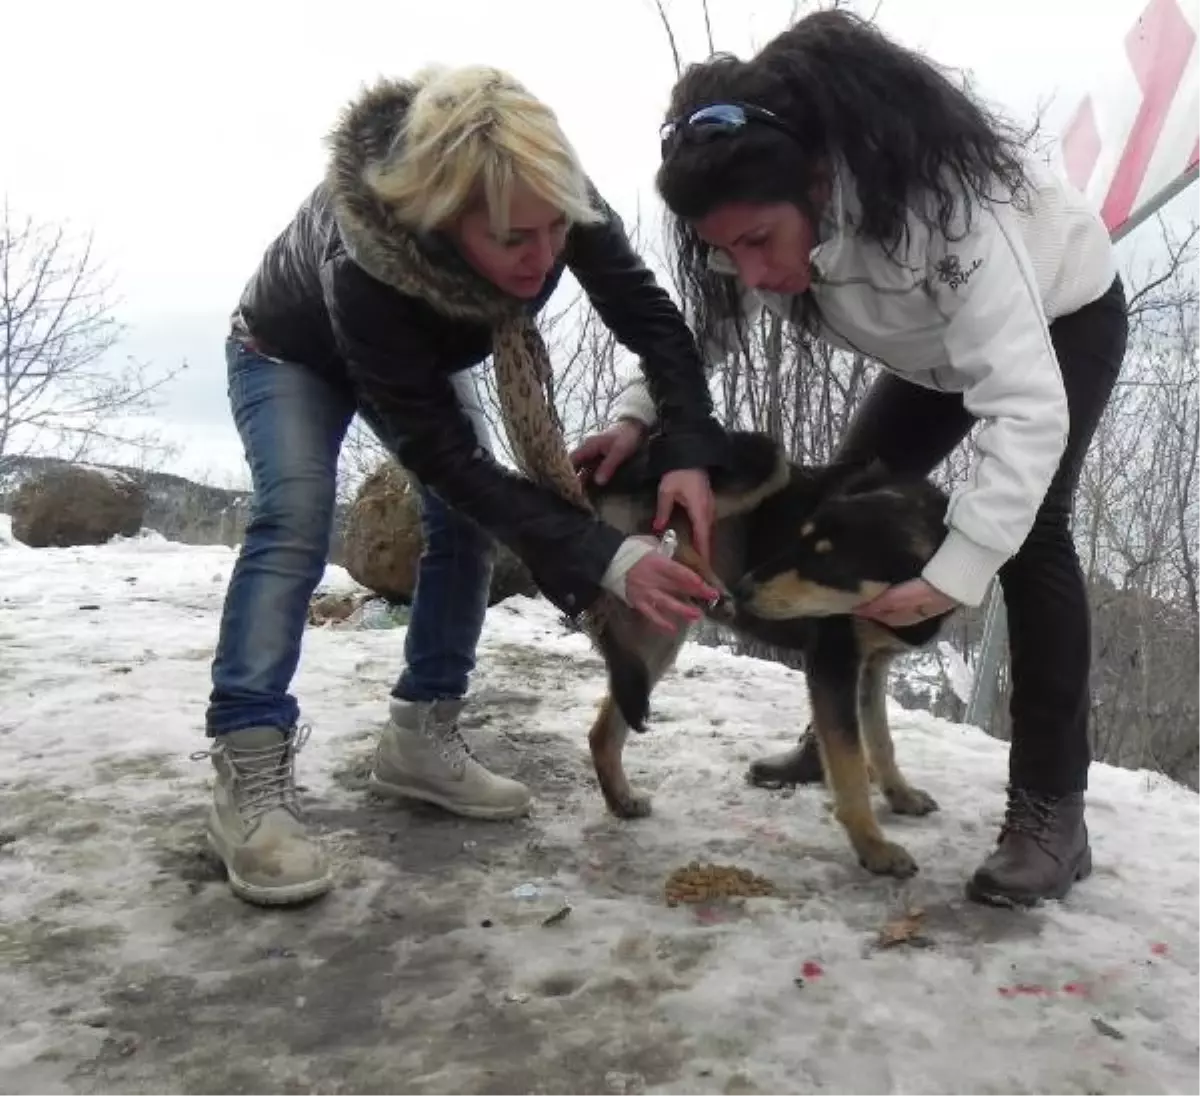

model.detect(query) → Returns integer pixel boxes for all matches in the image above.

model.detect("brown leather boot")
[746,725,825,788]
[967,787,1092,907]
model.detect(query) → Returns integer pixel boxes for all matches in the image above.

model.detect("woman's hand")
[624,542,719,634]
[655,468,715,563]
[853,578,958,627]
[572,419,716,566]
[570,419,647,484]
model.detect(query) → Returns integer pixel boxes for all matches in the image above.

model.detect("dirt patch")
[92,752,183,784]
[2,696,1054,1093]
[23,727,694,1095]
[0,919,124,982]
[3,781,112,842]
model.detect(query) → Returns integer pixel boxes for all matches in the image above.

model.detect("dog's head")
[735,461,948,620]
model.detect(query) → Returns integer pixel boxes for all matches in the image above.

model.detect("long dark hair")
[656,8,1031,346]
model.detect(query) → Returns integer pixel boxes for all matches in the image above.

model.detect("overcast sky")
[2,0,1191,487]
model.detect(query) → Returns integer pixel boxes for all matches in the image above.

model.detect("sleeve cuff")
[921,527,1010,608]
[600,537,657,603]
[612,379,657,427]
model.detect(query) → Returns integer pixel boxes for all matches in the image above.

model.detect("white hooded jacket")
[615,155,1116,607]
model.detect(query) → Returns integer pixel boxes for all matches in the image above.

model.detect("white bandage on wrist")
[599,537,658,604]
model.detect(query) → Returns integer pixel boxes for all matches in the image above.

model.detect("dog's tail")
[595,616,652,733]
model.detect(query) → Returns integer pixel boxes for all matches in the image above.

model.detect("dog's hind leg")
[805,619,918,879]
[857,646,939,817]
[589,606,689,819]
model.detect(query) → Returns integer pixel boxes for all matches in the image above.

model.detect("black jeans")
[835,275,1129,795]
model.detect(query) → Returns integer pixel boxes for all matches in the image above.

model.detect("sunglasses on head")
[659,102,799,157]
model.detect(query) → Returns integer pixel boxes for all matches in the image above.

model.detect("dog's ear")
[723,431,786,478]
[708,431,789,499]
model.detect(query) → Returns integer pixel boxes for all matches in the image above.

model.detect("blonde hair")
[367,65,603,235]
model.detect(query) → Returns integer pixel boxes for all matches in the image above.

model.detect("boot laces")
[192,724,310,824]
[1000,787,1061,856]
[420,706,473,773]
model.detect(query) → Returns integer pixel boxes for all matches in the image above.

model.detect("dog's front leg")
[855,636,939,817]
[589,604,690,819]
[589,693,652,818]
[805,619,918,879]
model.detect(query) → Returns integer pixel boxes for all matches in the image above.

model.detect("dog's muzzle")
[707,597,737,625]
[704,582,743,625]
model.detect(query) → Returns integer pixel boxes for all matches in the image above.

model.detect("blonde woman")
[201,66,724,905]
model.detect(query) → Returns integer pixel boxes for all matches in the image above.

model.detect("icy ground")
[1,518,1197,1095]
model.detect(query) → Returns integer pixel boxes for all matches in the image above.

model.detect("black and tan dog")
[583,430,955,879]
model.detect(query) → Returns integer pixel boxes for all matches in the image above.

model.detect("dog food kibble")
[664,861,776,906]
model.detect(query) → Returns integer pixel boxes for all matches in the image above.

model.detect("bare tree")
[0,202,182,478]
[477,287,635,462]
[335,416,390,507]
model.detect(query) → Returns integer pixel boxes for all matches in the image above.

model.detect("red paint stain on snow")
[998,981,1096,999]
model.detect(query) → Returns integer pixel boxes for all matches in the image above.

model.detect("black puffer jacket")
[233,80,725,616]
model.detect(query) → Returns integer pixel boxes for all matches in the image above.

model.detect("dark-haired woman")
[616,10,1128,905]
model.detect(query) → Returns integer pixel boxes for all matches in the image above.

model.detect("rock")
[9,465,146,548]
[307,591,369,627]
[340,461,537,606]
[77,1009,112,1029]
[489,539,542,605]
[340,462,424,602]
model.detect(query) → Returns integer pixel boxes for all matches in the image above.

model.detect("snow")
[1,523,1197,1094]
[75,463,138,488]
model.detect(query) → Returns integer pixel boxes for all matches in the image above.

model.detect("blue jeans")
[206,337,494,735]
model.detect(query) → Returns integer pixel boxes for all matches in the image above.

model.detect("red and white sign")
[1059,0,1198,237]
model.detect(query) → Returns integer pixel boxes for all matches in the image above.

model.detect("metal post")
[964,583,1007,729]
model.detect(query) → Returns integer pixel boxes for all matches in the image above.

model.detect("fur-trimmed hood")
[325,77,524,326]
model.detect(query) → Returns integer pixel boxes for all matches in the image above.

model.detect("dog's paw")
[606,788,653,820]
[857,839,919,879]
[885,785,940,817]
